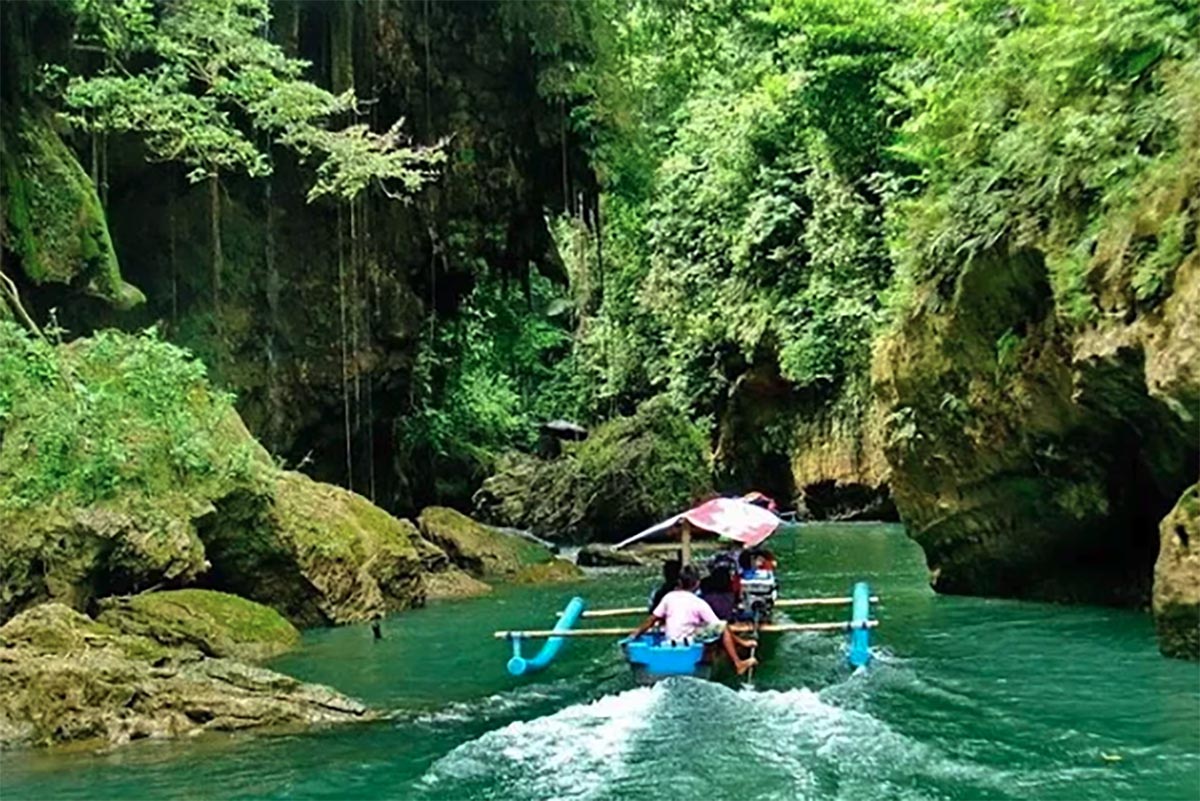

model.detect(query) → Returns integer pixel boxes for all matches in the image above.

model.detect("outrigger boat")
[494,495,879,683]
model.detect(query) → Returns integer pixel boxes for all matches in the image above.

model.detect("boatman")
[628,564,758,675]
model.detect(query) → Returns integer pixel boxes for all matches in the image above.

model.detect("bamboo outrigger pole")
[558,596,881,619]
[494,620,879,639]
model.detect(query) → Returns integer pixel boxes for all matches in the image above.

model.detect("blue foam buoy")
[507,596,586,676]
[848,581,871,668]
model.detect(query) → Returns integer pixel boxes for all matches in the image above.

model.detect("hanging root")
[0,267,44,337]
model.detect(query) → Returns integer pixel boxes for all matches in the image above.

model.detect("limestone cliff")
[1154,485,1199,660]
[874,239,1197,615]
[5,1,594,516]
[715,363,892,519]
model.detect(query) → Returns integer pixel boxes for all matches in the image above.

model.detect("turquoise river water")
[2,523,1198,800]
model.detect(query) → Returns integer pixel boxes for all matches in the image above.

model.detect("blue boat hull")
[622,634,711,683]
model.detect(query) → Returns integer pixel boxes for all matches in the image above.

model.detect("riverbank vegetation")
[0,1,1196,749]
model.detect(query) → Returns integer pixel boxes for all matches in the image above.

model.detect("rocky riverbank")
[0,598,368,749]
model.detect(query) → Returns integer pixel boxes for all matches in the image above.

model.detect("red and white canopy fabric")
[613,495,781,550]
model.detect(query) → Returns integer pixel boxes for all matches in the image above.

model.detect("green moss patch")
[418,506,554,578]
[97,589,299,661]
[0,109,141,308]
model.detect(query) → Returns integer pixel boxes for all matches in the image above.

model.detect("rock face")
[418,506,560,578]
[96,590,300,662]
[199,472,429,627]
[715,364,893,520]
[874,247,1198,607]
[0,604,369,749]
[1154,485,1200,660]
[474,397,712,542]
[576,544,648,568]
[0,327,435,628]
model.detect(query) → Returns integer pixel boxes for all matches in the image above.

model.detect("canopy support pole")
[680,520,692,566]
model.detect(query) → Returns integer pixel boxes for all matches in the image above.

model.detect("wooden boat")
[494,587,878,682]
[493,495,880,681]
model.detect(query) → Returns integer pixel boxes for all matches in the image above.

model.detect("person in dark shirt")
[699,565,737,621]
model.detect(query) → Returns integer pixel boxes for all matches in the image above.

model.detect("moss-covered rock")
[0,326,270,621]
[511,559,584,585]
[0,603,369,749]
[873,245,1198,606]
[0,109,142,309]
[0,326,431,629]
[96,590,299,662]
[423,570,493,600]
[417,506,555,578]
[474,397,712,542]
[198,472,428,627]
[576,543,648,567]
[1153,485,1200,660]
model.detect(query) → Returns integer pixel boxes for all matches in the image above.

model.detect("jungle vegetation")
[2,0,1197,505]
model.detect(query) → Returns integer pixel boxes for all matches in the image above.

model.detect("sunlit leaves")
[55,0,440,199]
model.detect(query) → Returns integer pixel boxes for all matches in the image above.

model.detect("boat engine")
[739,574,778,618]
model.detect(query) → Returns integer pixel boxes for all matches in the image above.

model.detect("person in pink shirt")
[628,565,758,675]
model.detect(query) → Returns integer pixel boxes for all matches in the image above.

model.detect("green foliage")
[556,0,907,418]
[475,395,712,541]
[0,322,257,510]
[53,0,442,199]
[890,0,1199,316]
[397,270,583,501]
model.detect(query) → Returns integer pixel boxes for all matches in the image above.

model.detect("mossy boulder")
[0,326,430,628]
[0,603,368,749]
[576,544,648,568]
[474,396,712,542]
[96,590,299,662]
[1153,485,1200,660]
[198,472,428,627]
[417,506,556,578]
[0,326,270,621]
[511,559,584,585]
[423,570,493,600]
[0,109,142,309]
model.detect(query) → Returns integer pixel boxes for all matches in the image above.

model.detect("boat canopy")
[613,495,781,551]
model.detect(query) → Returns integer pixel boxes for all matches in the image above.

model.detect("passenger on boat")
[699,565,737,621]
[648,559,682,612]
[739,548,776,580]
[630,565,758,676]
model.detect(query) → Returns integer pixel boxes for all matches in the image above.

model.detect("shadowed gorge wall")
[5,0,595,516]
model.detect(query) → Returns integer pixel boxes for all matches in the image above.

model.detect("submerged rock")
[0,604,369,749]
[474,397,712,542]
[576,544,648,568]
[96,590,300,662]
[1153,485,1200,660]
[511,560,585,584]
[417,506,557,578]
[199,472,428,627]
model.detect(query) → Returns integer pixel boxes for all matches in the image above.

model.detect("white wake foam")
[420,684,665,800]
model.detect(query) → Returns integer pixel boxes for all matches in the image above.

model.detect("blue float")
[506,596,586,676]
[848,580,872,667]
